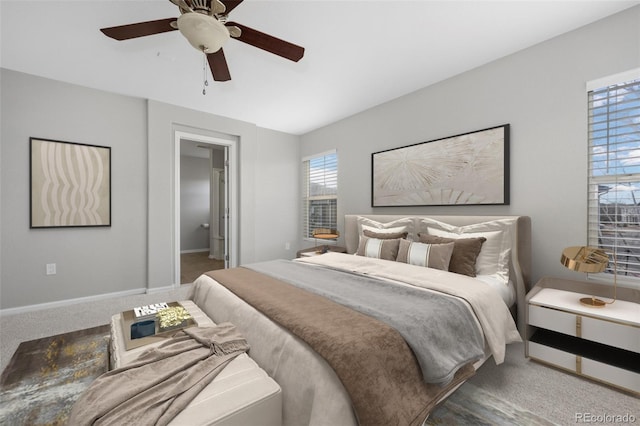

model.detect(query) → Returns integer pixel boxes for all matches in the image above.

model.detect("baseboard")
[145,284,183,294]
[181,249,209,254]
[0,287,150,317]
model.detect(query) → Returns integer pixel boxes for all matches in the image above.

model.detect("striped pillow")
[356,236,402,260]
[396,239,454,271]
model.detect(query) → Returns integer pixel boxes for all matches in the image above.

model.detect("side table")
[110,300,213,369]
[296,245,347,258]
[526,276,639,394]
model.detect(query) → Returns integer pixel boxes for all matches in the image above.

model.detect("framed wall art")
[372,124,509,207]
[30,137,111,228]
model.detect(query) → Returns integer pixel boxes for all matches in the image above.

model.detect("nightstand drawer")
[529,341,640,394]
[529,305,575,335]
[583,358,640,394]
[529,341,576,371]
[581,316,640,353]
[529,304,640,352]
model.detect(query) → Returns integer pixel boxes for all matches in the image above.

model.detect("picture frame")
[372,124,509,207]
[30,137,111,228]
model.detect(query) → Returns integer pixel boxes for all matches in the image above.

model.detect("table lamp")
[312,228,340,254]
[560,245,617,308]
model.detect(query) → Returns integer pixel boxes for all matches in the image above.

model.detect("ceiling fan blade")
[207,49,232,81]
[101,18,177,40]
[227,21,304,62]
[220,1,244,14]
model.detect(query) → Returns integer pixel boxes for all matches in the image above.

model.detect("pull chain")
[202,53,209,95]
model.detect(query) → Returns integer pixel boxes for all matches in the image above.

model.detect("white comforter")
[296,252,522,364]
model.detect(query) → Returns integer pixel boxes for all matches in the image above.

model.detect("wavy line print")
[36,141,107,226]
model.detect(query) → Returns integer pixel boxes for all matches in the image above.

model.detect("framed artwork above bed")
[371,124,510,207]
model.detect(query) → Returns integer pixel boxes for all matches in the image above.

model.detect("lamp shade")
[560,246,608,273]
[560,246,616,308]
[312,228,340,240]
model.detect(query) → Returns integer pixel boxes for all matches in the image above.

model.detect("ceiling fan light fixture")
[177,13,229,54]
[101,1,304,82]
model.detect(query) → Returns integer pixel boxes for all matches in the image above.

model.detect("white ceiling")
[1,1,638,135]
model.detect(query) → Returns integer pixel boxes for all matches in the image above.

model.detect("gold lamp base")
[579,297,606,308]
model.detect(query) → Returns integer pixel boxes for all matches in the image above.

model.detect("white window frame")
[587,68,640,287]
[302,149,338,241]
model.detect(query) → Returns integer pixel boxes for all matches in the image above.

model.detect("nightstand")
[526,277,640,394]
[296,246,347,258]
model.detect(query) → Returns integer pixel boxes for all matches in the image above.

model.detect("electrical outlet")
[285,242,290,250]
[46,263,56,275]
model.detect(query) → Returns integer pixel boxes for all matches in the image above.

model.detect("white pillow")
[357,217,414,240]
[420,218,515,285]
[476,275,516,306]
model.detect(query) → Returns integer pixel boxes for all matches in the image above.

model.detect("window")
[302,150,338,239]
[587,71,640,284]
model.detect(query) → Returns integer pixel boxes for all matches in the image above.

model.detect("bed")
[190,214,532,426]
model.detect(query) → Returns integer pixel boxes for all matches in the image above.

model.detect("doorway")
[174,130,237,285]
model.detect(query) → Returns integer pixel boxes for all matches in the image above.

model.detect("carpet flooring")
[1,287,637,425]
[0,325,556,426]
[0,325,110,425]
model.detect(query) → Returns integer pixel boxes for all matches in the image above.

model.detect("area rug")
[0,325,110,426]
[426,381,557,425]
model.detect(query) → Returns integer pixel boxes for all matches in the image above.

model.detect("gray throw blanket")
[68,323,249,426]
[246,259,485,384]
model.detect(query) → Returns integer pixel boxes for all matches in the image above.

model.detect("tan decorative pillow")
[356,236,402,260]
[396,240,454,271]
[363,229,408,240]
[418,234,486,277]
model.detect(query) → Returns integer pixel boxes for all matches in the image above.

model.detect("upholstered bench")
[110,300,282,426]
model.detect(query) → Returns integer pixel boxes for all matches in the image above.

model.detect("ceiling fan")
[100,0,304,82]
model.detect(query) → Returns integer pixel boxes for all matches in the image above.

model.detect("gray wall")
[145,101,254,289]
[300,6,640,286]
[180,155,210,252]
[1,69,148,308]
[1,70,301,310]
[253,127,300,262]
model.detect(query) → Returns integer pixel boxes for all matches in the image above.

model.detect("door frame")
[174,130,238,285]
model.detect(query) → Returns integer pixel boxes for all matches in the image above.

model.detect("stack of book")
[132,302,169,322]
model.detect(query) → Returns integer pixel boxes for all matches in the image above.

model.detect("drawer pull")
[576,315,582,338]
[576,356,582,374]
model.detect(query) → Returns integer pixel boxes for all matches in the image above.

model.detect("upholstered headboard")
[344,214,532,334]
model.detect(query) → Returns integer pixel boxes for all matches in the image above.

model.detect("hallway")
[180,252,224,284]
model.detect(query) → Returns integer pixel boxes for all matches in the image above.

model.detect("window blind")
[302,150,338,239]
[587,77,640,282]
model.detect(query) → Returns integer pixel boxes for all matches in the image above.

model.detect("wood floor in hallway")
[180,251,225,284]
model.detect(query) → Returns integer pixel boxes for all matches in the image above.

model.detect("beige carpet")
[181,251,224,284]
